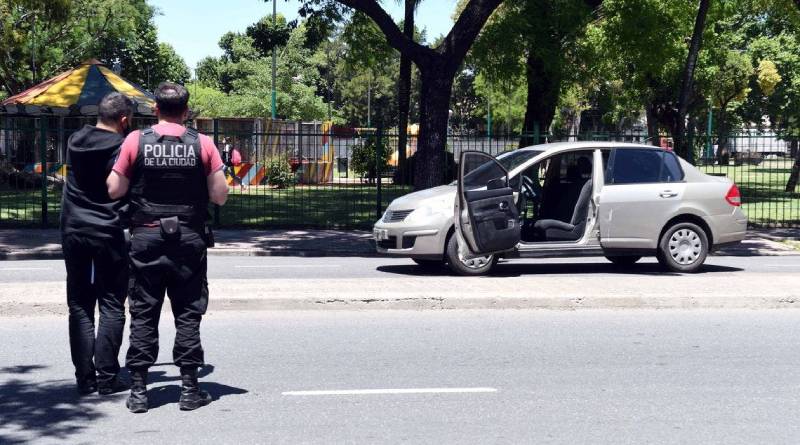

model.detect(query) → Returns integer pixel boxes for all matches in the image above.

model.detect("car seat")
[533,157,593,241]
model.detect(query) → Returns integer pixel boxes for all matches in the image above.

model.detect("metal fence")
[1,115,798,229]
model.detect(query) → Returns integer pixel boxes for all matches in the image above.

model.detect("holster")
[159,216,181,242]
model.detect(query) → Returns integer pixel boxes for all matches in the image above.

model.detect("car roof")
[517,141,665,153]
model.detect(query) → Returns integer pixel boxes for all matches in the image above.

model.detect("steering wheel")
[521,175,537,200]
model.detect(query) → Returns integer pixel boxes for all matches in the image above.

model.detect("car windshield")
[496,149,544,171]
[454,149,544,186]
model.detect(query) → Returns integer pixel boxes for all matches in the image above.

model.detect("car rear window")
[661,152,684,182]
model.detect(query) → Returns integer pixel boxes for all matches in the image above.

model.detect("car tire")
[444,232,497,276]
[605,255,641,266]
[412,258,446,269]
[656,222,709,273]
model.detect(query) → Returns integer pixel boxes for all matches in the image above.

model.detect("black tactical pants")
[62,233,128,386]
[125,227,209,371]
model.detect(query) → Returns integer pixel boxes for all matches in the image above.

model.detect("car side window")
[608,149,663,184]
[601,149,611,183]
[661,151,684,182]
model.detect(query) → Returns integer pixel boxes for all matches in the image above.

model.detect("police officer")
[107,82,228,413]
[61,92,134,396]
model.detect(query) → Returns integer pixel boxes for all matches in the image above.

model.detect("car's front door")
[455,151,521,256]
[598,148,686,249]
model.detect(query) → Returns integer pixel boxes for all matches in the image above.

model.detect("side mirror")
[487,177,507,190]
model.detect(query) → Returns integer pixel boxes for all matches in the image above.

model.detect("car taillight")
[725,184,741,207]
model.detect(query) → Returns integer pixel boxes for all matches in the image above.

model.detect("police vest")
[129,128,209,226]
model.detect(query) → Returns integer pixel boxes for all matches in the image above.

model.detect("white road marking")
[0,267,51,271]
[282,387,498,396]
[235,265,341,269]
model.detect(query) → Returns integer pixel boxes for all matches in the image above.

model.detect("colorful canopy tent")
[0,59,154,116]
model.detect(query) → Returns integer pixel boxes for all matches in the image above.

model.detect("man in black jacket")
[61,92,135,395]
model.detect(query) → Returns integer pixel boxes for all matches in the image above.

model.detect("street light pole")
[271,0,277,120]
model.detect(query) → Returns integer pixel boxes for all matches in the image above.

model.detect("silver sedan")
[374,142,747,275]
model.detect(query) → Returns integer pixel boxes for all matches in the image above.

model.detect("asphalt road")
[2,310,800,444]
[1,254,800,283]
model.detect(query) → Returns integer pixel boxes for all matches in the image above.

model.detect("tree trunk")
[396,0,415,185]
[520,53,560,147]
[414,67,454,190]
[786,140,800,192]
[646,104,660,146]
[715,108,731,165]
[674,0,711,161]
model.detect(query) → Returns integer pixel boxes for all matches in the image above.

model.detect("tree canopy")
[0,0,190,96]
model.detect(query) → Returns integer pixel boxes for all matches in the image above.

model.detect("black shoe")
[126,369,148,414]
[179,366,212,411]
[98,376,129,395]
[76,381,97,396]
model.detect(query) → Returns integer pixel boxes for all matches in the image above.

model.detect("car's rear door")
[455,151,521,256]
[598,148,686,249]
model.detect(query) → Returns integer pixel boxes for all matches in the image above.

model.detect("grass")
[1,159,797,228]
[220,184,411,229]
[0,183,411,229]
[699,158,800,226]
[0,187,61,227]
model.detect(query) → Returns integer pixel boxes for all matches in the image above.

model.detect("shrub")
[265,157,296,189]
[351,137,391,184]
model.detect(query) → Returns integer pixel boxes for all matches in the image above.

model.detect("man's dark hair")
[98,92,135,125]
[154,82,190,118]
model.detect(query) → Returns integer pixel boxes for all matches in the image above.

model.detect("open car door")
[455,151,521,257]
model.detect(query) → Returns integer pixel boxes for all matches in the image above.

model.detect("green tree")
[301,0,504,190]
[0,0,189,96]
[189,16,329,120]
[705,51,754,162]
[153,43,190,85]
[395,0,422,184]
[336,11,398,127]
[470,0,598,145]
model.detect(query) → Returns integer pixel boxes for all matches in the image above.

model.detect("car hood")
[387,185,456,211]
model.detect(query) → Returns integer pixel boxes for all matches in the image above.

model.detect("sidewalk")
[0,228,796,260]
[0,229,376,260]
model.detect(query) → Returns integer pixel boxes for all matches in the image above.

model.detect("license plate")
[374,228,389,241]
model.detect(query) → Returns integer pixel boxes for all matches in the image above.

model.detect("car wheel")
[444,233,497,276]
[605,255,641,266]
[412,258,446,270]
[657,222,709,273]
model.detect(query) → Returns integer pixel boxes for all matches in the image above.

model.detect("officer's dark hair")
[154,82,190,118]
[98,92,135,125]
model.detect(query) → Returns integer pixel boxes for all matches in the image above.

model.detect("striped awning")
[1,59,155,116]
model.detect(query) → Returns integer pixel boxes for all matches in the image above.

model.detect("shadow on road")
[0,364,121,444]
[376,262,743,277]
[148,363,215,384]
[145,363,248,410]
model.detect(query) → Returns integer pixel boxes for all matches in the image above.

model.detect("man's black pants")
[62,234,128,386]
[125,227,208,371]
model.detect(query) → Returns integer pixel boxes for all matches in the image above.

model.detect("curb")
[2,247,796,261]
[0,247,378,261]
[3,295,800,316]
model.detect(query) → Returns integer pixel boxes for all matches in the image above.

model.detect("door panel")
[598,148,686,249]
[456,151,521,255]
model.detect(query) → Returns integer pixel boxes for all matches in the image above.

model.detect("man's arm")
[207,169,228,205]
[107,171,130,200]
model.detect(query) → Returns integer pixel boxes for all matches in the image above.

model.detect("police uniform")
[124,126,213,412]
